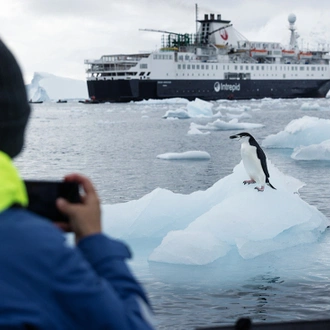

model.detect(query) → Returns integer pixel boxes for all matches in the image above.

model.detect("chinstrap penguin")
[230,132,276,192]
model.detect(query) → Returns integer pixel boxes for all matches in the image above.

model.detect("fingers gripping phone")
[24,180,81,223]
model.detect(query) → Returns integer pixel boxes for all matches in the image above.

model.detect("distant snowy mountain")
[26,72,88,102]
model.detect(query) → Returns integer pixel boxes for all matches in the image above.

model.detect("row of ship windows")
[170,73,322,78]
[176,64,328,71]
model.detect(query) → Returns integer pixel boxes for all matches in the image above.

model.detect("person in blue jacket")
[0,38,155,329]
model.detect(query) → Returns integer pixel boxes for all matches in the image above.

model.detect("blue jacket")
[0,208,155,329]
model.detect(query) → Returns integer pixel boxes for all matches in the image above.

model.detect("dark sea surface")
[15,98,330,329]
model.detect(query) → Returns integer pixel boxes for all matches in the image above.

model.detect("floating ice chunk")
[192,118,263,131]
[262,116,330,148]
[101,159,328,265]
[291,140,330,160]
[226,112,252,120]
[135,98,189,104]
[156,151,211,160]
[300,102,322,111]
[187,98,214,117]
[188,123,211,135]
[148,162,328,265]
[162,108,190,119]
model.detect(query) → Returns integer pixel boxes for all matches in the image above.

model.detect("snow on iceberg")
[291,140,330,160]
[192,118,263,131]
[26,72,88,102]
[101,161,329,265]
[156,151,211,160]
[262,116,330,149]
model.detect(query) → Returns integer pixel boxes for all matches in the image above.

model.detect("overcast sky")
[1,0,330,83]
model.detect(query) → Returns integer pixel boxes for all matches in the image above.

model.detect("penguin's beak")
[229,134,240,140]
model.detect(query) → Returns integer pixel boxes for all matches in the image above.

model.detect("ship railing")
[84,53,150,65]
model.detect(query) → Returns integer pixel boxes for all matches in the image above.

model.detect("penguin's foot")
[255,186,265,192]
[243,179,256,185]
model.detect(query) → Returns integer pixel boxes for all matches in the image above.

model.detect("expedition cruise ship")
[84,11,330,102]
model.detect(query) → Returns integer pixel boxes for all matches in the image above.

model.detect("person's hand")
[56,173,101,243]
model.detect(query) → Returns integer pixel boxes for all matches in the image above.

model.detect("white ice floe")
[262,116,330,149]
[292,140,330,160]
[187,123,211,135]
[300,102,322,111]
[162,108,190,119]
[156,151,211,160]
[191,118,264,131]
[101,161,329,265]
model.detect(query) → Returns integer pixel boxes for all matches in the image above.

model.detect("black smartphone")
[24,180,81,223]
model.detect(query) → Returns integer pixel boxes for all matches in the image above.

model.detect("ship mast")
[195,3,198,36]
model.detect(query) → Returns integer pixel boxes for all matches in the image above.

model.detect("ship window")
[187,65,191,69]
[179,55,183,61]
[256,66,259,70]
[178,64,181,69]
[183,64,186,69]
[317,67,320,71]
[311,67,316,71]
[261,66,264,70]
[235,65,238,70]
[295,67,298,71]
[206,65,209,70]
[300,66,304,71]
[240,65,243,70]
[201,65,204,69]
[185,55,190,60]
[246,66,249,70]
[307,67,309,71]
[192,65,195,69]
[251,66,254,70]
[140,64,148,69]
[197,65,200,69]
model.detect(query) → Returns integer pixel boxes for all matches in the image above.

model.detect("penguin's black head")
[229,132,253,140]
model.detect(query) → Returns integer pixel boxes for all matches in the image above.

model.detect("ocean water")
[15,98,330,329]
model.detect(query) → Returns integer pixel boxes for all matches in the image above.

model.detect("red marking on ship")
[220,29,228,40]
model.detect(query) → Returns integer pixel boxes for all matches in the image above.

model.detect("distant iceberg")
[26,72,88,102]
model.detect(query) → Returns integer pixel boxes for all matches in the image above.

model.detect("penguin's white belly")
[241,144,265,184]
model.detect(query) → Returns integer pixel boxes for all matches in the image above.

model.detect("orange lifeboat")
[250,48,268,57]
[281,49,295,57]
[298,51,313,59]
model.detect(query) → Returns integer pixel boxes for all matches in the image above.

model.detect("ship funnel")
[210,14,214,20]
[204,14,208,20]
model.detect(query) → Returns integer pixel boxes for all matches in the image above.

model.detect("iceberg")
[26,72,88,102]
[101,161,329,265]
